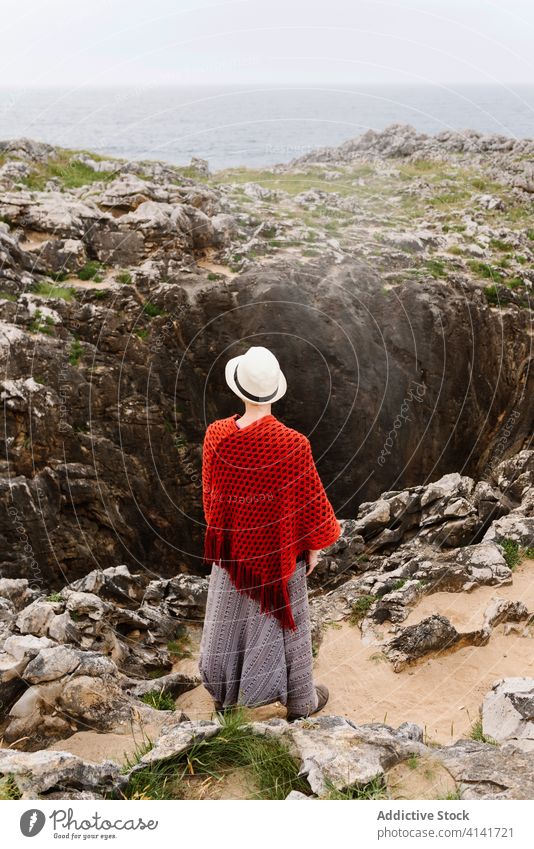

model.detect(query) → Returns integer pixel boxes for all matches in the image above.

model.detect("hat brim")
[225,354,287,405]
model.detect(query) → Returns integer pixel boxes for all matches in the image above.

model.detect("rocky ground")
[0,125,533,799]
[0,449,533,800]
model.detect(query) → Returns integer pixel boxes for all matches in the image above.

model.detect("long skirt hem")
[198,557,319,717]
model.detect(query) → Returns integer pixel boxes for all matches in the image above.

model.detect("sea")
[0,84,533,171]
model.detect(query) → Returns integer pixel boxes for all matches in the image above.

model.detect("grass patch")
[28,309,55,335]
[429,190,470,207]
[0,774,22,800]
[22,154,117,190]
[34,281,75,301]
[323,775,387,800]
[120,737,154,775]
[468,260,503,282]
[143,301,164,318]
[116,270,132,285]
[118,708,309,800]
[437,788,462,800]
[68,337,83,366]
[484,285,501,306]
[500,538,521,570]
[426,258,447,278]
[0,290,17,301]
[45,592,63,602]
[140,690,177,711]
[78,260,104,282]
[469,719,498,745]
[167,635,193,660]
[489,238,513,251]
[348,594,376,625]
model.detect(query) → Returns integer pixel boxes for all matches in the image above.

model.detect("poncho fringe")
[203,524,296,629]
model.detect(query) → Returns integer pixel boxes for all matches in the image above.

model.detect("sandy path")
[176,559,534,744]
[24,558,532,764]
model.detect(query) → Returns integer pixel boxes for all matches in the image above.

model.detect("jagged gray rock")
[482,678,534,752]
[0,748,125,799]
[433,739,534,800]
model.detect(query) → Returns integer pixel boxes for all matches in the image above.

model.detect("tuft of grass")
[118,708,309,801]
[500,538,521,570]
[48,270,69,282]
[484,285,501,306]
[46,591,63,602]
[78,261,104,282]
[468,260,503,283]
[489,238,513,252]
[117,270,132,285]
[426,258,446,278]
[140,690,177,712]
[348,594,376,625]
[167,635,192,660]
[469,719,498,745]
[0,290,17,301]
[28,309,55,335]
[406,754,419,770]
[120,737,154,775]
[323,775,387,800]
[22,155,117,190]
[68,337,83,366]
[143,301,164,318]
[34,281,75,301]
[437,788,461,800]
[0,774,22,800]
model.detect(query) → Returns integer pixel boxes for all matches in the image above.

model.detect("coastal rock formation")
[0,127,533,798]
[0,128,532,581]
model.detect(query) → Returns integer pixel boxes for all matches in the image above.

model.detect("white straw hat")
[225,345,287,405]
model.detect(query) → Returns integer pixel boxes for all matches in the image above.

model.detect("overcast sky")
[1,0,534,87]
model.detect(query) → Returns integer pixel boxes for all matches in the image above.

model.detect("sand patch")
[177,560,534,745]
[197,255,236,278]
[387,754,457,800]
[46,722,162,766]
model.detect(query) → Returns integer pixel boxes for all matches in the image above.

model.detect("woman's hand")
[306,550,320,576]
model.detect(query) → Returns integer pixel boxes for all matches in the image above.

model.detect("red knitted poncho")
[202,413,340,630]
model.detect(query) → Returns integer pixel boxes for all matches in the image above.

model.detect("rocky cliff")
[0,126,532,585]
[0,126,533,800]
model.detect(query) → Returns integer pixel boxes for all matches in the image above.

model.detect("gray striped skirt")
[198,557,319,717]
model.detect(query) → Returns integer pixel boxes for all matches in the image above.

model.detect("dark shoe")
[287,684,329,722]
[213,700,237,713]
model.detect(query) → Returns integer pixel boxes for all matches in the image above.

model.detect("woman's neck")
[236,402,272,427]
